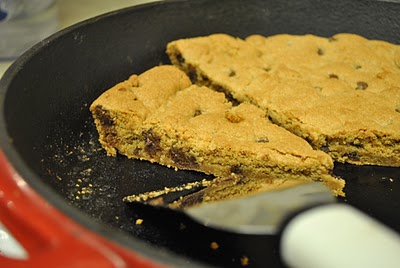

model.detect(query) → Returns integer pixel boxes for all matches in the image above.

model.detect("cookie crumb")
[240,256,249,266]
[179,223,186,230]
[210,241,219,250]
[123,179,212,203]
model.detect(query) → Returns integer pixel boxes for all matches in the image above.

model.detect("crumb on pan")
[210,241,219,250]
[123,179,212,202]
[240,256,249,266]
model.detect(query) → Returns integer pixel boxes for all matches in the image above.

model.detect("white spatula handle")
[280,204,400,268]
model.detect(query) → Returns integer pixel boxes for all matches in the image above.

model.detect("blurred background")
[0,0,157,77]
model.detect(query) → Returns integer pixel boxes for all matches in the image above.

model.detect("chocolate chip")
[213,84,240,106]
[355,81,368,90]
[317,48,325,55]
[187,67,198,83]
[321,145,330,153]
[228,69,236,77]
[143,129,161,157]
[354,65,362,70]
[354,143,364,149]
[328,36,337,42]
[132,148,141,156]
[395,107,400,113]
[176,53,185,64]
[94,105,113,126]
[261,67,271,72]
[256,137,269,143]
[344,151,360,161]
[193,109,202,117]
[329,74,339,79]
[169,147,199,169]
[230,165,243,175]
[200,74,210,84]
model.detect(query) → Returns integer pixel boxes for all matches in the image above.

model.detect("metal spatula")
[183,182,334,235]
[125,182,400,268]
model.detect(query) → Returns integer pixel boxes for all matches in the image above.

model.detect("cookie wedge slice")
[167,33,400,166]
[91,65,344,197]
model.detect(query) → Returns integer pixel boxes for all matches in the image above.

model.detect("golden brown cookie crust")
[90,65,344,197]
[167,33,400,166]
[90,65,192,156]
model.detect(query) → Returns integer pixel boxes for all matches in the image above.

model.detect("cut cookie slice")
[90,65,192,156]
[90,65,345,197]
[167,33,400,166]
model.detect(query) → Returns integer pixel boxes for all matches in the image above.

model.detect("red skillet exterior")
[0,150,166,268]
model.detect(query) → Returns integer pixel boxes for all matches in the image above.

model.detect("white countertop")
[0,0,156,77]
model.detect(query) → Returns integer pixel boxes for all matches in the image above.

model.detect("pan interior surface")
[1,0,400,267]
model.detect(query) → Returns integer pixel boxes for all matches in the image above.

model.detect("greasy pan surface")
[1,0,400,267]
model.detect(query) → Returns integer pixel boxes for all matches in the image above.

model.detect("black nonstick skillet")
[0,0,399,267]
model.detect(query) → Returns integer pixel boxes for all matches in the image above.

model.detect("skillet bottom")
[37,113,400,268]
